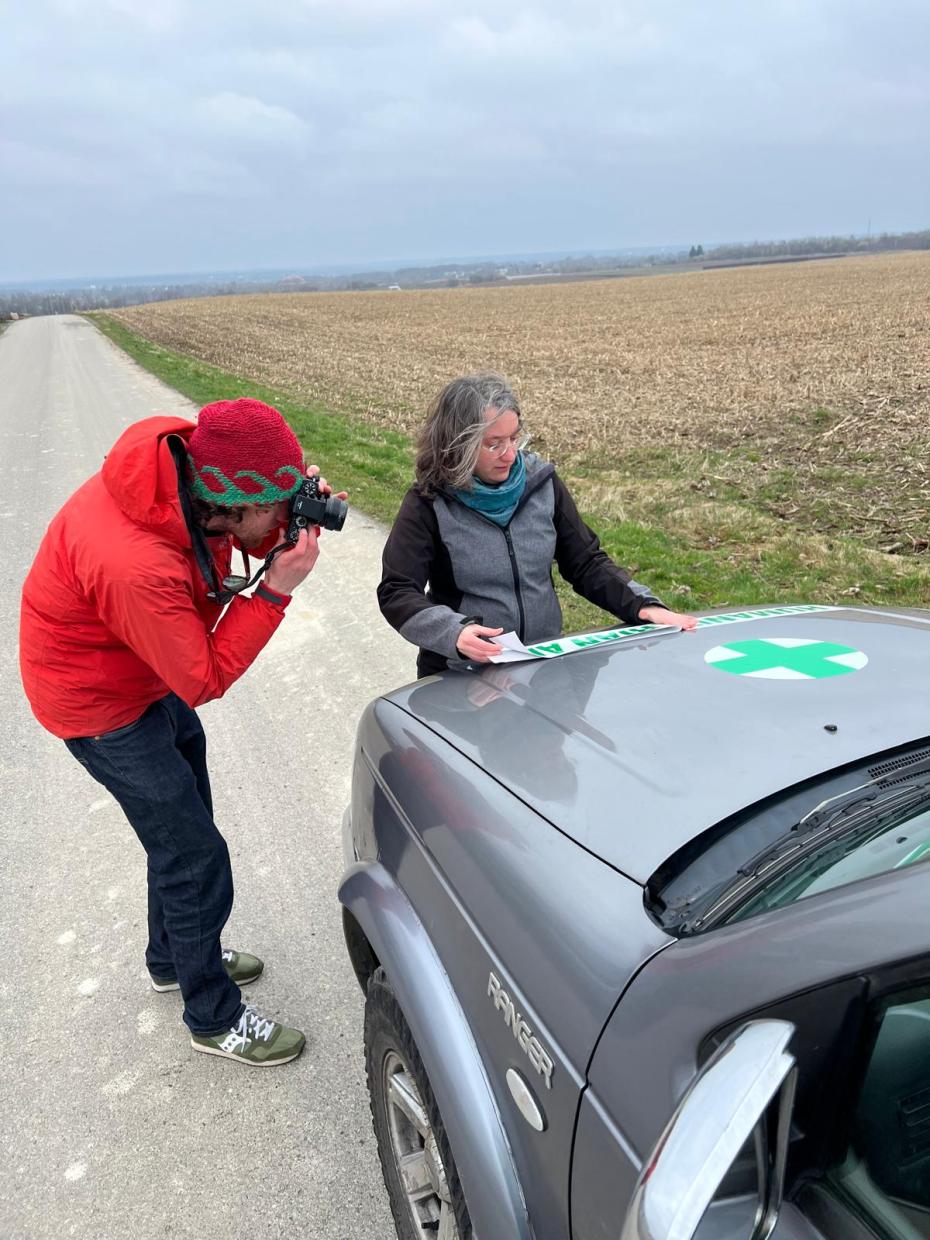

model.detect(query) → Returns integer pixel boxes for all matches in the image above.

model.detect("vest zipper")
[442,463,553,642]
[502,526,526,640]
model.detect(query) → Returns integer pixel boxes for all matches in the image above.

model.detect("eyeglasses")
[482,433,531,457]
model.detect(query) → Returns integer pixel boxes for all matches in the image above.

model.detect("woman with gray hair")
[378,372,695,677]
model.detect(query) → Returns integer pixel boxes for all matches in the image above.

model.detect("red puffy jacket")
[20,416,289,740]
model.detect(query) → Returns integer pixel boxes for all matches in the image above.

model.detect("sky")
[3,0,929,282]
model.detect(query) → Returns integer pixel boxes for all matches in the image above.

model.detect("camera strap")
[210,541,291,605]
[171,436,290,606]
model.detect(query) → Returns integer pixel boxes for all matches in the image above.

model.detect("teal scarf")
[451,455,527,526]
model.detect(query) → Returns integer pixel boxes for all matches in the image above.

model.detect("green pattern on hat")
[188,462,304,506]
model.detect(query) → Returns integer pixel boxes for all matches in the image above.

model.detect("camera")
[286,473,348,541]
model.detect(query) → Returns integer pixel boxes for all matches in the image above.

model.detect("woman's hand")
[638,605,698,631]
[457,624,504,661]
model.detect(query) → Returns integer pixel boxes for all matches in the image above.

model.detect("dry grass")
[112,252,930,555]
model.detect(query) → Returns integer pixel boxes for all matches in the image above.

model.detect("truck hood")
[385,607,930,883]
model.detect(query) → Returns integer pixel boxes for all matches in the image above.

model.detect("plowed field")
[112,252,930,556]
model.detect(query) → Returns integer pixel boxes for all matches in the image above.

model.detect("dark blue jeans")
[65,694,244,1036]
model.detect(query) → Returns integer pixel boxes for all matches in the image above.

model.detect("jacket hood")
[101,415,195,541]
[521,451,552,478]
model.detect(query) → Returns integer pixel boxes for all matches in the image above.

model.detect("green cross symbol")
[705,638,868,680]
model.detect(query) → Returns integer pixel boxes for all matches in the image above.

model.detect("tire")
[365,967,473,1239]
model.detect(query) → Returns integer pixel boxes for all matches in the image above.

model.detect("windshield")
[646,739,930,936]
[723,803,930,923]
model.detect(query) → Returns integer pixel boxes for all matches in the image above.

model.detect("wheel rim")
[382,1049,461,1239]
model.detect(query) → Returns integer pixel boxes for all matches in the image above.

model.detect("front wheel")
[364,967,472,1240]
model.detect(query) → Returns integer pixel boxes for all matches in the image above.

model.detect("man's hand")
[638,605,698,631]
[457,624,504,661]
[306,465,348,503]
[264,528,320,596]
[296,465,347,537]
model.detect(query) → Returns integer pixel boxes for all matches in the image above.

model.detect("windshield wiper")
[798,751,930,835]
[681,772,930,934]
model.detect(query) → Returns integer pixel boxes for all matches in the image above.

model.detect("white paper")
[487,631,538,663]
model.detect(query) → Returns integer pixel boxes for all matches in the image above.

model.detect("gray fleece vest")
[431,466,561,650]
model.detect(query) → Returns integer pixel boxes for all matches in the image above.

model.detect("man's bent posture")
[20,398,336,1066]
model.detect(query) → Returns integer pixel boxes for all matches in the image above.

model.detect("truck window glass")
[725,805,930,925]
[828,991,930,1236]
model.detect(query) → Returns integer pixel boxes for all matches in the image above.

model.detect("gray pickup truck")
[340,605,930,1240]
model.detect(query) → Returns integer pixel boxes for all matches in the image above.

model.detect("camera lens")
[286,474,348,538]
[321,496,348,531]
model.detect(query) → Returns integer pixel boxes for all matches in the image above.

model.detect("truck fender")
[339,861,534,1240]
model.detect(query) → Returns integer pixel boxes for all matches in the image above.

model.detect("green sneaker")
[190,1004,306,1066]
[149,948,264,993]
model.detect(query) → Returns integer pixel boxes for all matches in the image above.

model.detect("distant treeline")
[704,229,930,262]
[2,227,928,317]
[0,280,328,318]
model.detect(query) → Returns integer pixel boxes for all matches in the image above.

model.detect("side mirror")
[620,1019,797,1240]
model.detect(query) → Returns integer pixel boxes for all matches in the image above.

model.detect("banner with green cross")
[704,636,868,680]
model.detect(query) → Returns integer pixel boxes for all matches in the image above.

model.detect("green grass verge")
[89,313,415,525]
[88,313,929,631]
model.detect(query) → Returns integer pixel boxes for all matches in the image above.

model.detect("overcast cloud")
[2,0,929,280]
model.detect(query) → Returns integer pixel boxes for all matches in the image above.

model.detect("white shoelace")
[218,1004,276,1053]
[244,1005,276,1042]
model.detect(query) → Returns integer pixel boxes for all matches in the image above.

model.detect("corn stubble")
[113,252,930,557]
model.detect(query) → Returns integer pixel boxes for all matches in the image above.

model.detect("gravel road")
[1,315,414,1239]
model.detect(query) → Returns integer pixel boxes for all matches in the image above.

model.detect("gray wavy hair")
[415,372,522,495]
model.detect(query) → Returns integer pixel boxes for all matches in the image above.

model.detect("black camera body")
[286,474,348,542]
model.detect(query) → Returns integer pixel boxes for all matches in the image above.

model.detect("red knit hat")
[187,398,304,505]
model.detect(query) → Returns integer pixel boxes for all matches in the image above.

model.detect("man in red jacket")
[20,397,336,1066]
